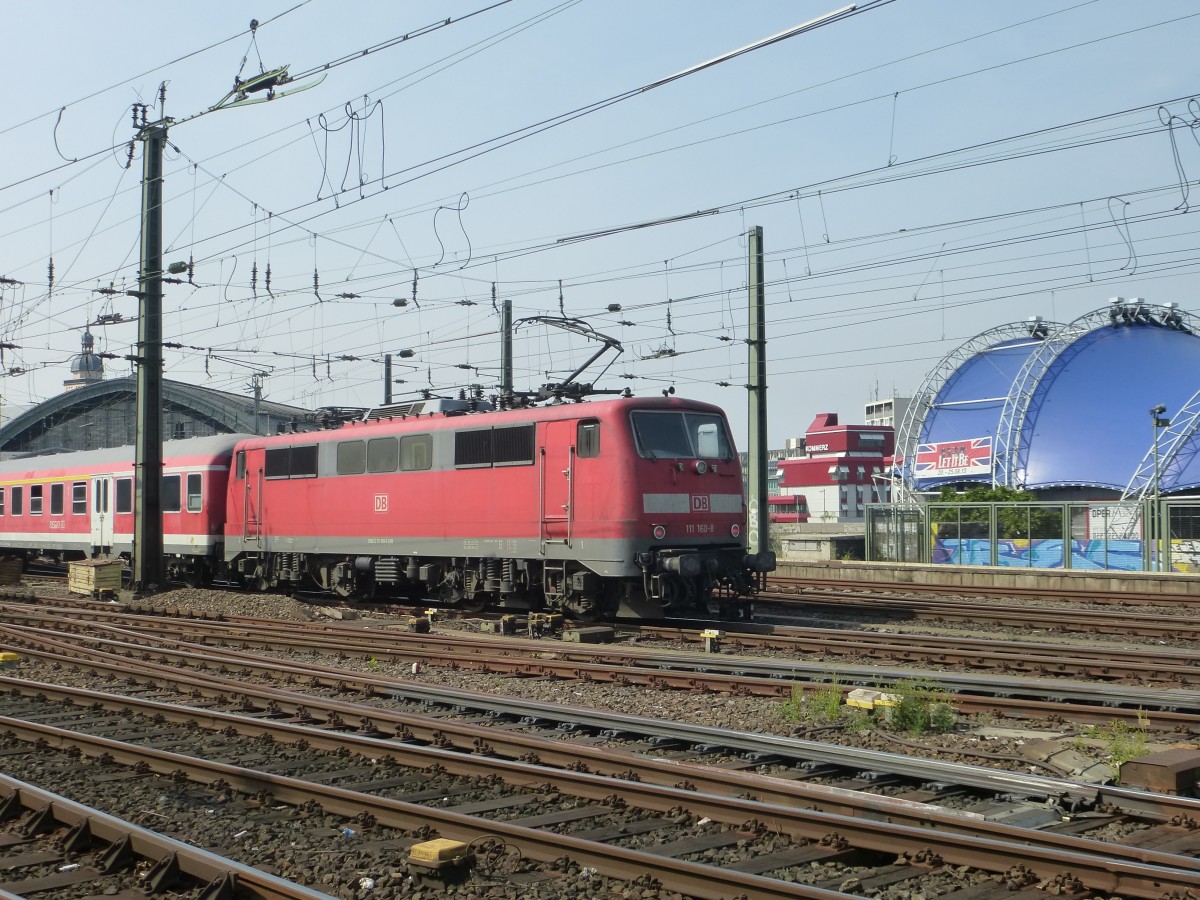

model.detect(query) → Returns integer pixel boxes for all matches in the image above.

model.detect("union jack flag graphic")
[914,437,992,477]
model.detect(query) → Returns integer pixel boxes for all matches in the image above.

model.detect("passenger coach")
[0,435,243,584]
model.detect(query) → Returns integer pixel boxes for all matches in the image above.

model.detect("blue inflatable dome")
[896,300,1200,498]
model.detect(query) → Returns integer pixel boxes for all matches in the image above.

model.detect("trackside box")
[68,559,122,597]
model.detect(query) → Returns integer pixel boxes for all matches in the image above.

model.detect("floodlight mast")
[1149,404,1171,573]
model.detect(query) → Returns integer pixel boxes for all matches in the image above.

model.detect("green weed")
[1083,714,1149,768]
[883,676,956,736]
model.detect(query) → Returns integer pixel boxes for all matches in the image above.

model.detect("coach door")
[90,475,113,553]
[540,421,574,546]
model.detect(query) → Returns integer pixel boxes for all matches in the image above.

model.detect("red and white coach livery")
[223,395,773,618]
[0,435,243,584]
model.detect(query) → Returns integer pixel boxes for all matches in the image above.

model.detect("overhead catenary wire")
[3,1,1197,415]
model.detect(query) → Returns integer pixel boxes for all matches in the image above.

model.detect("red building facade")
[776,413,893,523]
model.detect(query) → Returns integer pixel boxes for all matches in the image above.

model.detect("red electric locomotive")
[223,394,774,618]
[0,435,243,584]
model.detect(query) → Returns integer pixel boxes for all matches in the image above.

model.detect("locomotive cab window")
[577,421,600,458]
[162,475,181,513]
[235,451,246,480]
[50,483,64,516]
[72,482,86,515]
[631,411,733,460]
[116,479,133,515]
[29,485,42,516]
[11,486,22,516]
[186,474,202,512]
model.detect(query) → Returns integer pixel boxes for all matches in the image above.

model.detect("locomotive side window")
[186,474,202,512]
[71,482,86,515]
[265,448,289,478]
[235,451,246,480]
[11,486,22,516]
[577,421,600,458]
[337,440,366,475]
[455,430,492,468]
[400,434,432,471]
[291,445,318,478]
[265,445,318,479]
[162,475,181,513]
[367,437,399,474]
[493,425,535,466]
[29,485,43,516]
[0,487,5,516]
[455,426,534,468]
[50,483,64,516]
[116,479,133,514]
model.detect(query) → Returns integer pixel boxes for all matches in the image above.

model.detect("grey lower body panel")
[224,534,743,579]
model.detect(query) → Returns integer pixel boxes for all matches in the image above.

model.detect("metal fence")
[866,500,1199,573]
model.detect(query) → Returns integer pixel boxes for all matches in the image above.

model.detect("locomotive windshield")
[630,410,733,460]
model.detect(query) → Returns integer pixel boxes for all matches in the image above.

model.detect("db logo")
[691,495,709,512]
[374,494,388,513]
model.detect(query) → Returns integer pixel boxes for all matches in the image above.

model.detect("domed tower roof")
[64,328,104,390]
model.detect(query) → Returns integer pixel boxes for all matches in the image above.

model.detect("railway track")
[755,591,1200,642]
[765,573,1199,608]
[6,650,1200,897]
[4,602,1198,729]
[0,775,334,899]
[8,590,1200,896]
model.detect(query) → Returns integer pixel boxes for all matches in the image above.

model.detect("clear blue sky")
[1,0,1197,446]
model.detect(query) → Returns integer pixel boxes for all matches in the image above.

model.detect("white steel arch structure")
[893,320,1053,504]
[994,299,1200,489]
[1120,387,1200,502]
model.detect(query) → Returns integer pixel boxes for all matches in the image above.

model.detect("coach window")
[162,475,181,513]
[11,486,22,516]
[400,434,432,471]
[337,440,366,475]
[577,420,600,458]
[29,485,43,516]
[50,483,64,516]
[71,482,86,515]
[186,474,202,512]
[367,437,398,473]
[115,478,133,515]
